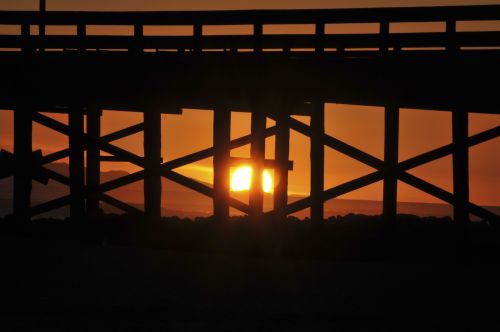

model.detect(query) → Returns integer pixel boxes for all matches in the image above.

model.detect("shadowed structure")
[0,5,499,223]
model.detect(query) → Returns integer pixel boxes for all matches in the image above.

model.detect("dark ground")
[1,215,499,331]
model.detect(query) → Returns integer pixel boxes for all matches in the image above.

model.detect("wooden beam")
[143,109,162,221]
[160,168,251,215]
[1,5,499,26]
[229,157,293,170]
[162,126,276,171]
[383,105,399,222]
[30,195,70,217]
[13,109,32,222]
[282,116,384,170]
[452,110,469,223]
[101,122,144,143]
[69,108,85,220]
[399,125,499,171]
[213,107,230,222]
[310,101,324,222]
[98,170,145,193]
[99,193,143,215]
[86,108,101,217]
[40,148,70,164]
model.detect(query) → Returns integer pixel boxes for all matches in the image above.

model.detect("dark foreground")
[1,215,499,331]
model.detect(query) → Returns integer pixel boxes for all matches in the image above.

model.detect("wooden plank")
[310,101,324,222]
[13,109,32,222]
[383,105,399,222]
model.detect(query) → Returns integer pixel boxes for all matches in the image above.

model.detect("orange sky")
[0,0,499,210]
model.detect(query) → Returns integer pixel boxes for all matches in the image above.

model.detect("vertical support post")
[144,110,162,222]
[452,111,469,223]
[213,107,231,222]
[69,108,86,220]
[383,105,399,222]
[310,101,324,223]
[249,108,266,220]
[86,108,101,218]
[13,109,32,222]
[274,109,290,221]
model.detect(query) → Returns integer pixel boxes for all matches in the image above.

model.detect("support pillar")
[13,109,32,222]
[86,108,101,218]
[383,105,399,222]
[213,107,231,222]
[452,110,469,223]
[249,108,266,221]
[310,102,324,223]
[69,108,85,220]
[274,110,290,221]
[144,110,162,221]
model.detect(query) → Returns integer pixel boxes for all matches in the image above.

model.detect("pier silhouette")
[0,4,499,224]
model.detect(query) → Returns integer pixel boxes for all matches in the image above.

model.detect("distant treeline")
[1,213,498,263]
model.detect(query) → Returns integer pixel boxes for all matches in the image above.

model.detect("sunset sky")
[0,0,499,213]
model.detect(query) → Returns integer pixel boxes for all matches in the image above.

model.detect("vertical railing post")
[144,110,162,222]
[39,0,46,52]
[254,22,263,53]
[77,23,85,52]
[310,101,324,223]
[134,23,143,53]
[193,24,202,53]
[274,108,290,222]
[446,19,457,52]
[86,108,102,218]
[69,108,86,220]
[213,107,231,222]
[249,107,266,221]
[383,105,399,222]
[315,22,325,54]
[380,20,390,52]
[13,108,32,222]
[452,111,469,223]
[21,22,31,53]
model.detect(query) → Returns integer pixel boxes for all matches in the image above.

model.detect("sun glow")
[230,166,273,193]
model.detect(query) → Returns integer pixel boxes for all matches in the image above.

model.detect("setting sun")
[230,166,273,193]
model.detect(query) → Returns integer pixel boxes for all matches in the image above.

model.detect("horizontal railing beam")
[2,32,500,51]
[1,5,500,26]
